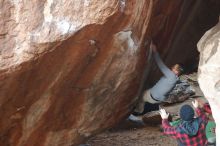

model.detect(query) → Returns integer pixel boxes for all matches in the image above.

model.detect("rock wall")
[166,0,220,70]
[0,1,185,145]
[0,0,219,145]
[146,0,220,85]
[198,18,220,146]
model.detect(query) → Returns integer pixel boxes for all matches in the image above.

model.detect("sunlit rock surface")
[0,0,219,145]
[0,1,184,145]
[198,19,220,146]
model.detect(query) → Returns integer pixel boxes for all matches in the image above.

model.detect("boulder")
[0,1,185,145]
[198,18,220,146]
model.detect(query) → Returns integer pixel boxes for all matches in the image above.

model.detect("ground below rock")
[87,123,177,146]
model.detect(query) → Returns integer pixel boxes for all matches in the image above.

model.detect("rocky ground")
[81,73,210,146]
[85,99,201,146]
[86,121,177,146]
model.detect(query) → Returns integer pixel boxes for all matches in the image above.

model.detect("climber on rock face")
[143,42,183,103]
[134,41,184,114]
[128,42,195,124]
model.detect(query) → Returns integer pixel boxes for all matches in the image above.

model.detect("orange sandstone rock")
[0,0,209,145]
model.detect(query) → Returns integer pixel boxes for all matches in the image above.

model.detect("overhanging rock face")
[0,0,215,145]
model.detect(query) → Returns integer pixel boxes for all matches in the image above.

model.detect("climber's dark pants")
[133,102,159,116]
